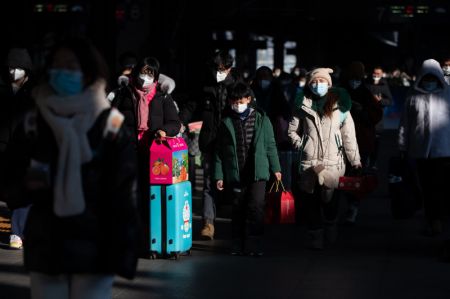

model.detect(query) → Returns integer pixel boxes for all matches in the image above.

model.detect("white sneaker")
[9,235,23,249]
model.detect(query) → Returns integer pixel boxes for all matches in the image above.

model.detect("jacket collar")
[223,108,263,147]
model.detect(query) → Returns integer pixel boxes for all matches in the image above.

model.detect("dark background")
[1,0,449,98]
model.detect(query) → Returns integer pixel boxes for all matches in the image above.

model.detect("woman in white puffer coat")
[288,68,361,250]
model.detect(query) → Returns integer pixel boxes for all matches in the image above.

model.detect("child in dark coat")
[214,82,281,256]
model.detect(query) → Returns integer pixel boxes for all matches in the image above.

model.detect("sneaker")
[344,205,359,225]
[9,235,23,249]
[230,239,244,256]
[200,223,214,240]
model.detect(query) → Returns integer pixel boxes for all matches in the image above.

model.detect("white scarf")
[34,80,110,217]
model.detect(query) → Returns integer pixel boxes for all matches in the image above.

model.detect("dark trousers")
[302,186,340,230]
[231,181,267,240]
[369,133,381,168]
[416,157,450,223]
[202,152,216,223]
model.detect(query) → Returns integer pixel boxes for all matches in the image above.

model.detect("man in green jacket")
[214,82,281,256]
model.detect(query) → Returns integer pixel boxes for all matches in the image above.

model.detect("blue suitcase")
[149,181,192,259]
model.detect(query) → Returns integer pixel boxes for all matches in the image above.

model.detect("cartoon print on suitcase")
[150,181,192,258]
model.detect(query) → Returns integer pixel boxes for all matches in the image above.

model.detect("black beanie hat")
[6,48,33,71]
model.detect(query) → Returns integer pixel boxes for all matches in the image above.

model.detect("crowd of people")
[1,34,450,298]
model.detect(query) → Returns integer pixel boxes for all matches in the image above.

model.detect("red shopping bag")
[265,180,296,224]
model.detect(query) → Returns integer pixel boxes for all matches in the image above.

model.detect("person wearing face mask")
[366,66,393,170]
[250,66,291,149]
[179,50,241,240]
[1,37,140,298]
[285,68,307,105]
[288,67,361,250]
[108,51,177,94]
[108,56,180,149]
[214,82,281,256]
[107,56,180,254]
[0,47,35,250]
[441,58,450,85]
[399,59,450,238]
[341,61,383,225]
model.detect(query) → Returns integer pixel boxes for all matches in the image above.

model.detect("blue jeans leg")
[202,152,216,224]
[11,205,31,238]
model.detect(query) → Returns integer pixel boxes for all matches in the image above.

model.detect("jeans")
[11,205,30,238]
[202,152,216,223]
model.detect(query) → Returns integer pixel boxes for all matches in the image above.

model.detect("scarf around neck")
[133,81,157,139]
[33,79,110,217]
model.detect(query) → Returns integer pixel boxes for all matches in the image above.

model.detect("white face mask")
[139,74,154,88]
[443,66,450,76]
[216,71,227,82]
[10,68,26,81]
[231,103,248,114]
[373,75,382,82]
[299,80,306,88]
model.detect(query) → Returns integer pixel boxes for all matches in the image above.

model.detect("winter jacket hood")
[414,59,446,94]
[398,59,450,158]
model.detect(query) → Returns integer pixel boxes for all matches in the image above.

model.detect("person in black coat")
[341,61,383,225]
[108,57,181,255]
[365,66,393,169]
[1,37,140,298]
[0,47,35,249]
[108,56,181,149]
[179,50,241,240]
